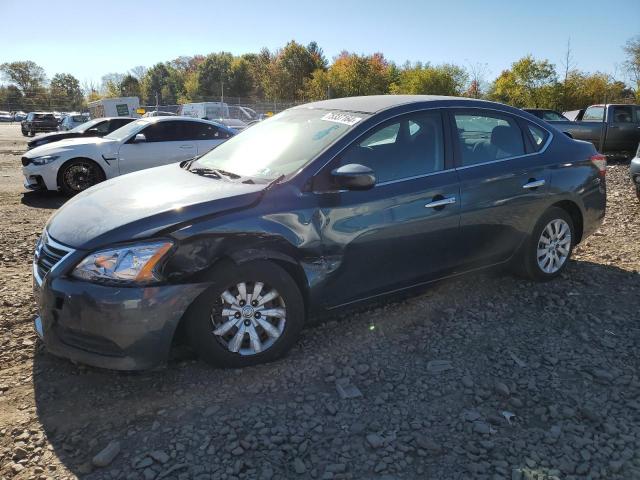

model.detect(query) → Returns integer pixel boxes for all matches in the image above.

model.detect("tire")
[636,185,640,202]
[58,159,106,196]
[515,207,575,281]
[21,129,28,137]
[185,260,305,368]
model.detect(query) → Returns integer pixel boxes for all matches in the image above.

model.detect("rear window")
[34,114,55,120]
[583,106,604,122]
[527,123,549,151]
[541,111,567,121]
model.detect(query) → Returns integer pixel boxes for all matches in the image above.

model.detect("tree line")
[1,37,639,113]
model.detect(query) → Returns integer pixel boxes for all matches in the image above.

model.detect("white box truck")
[179,102,229,120]
[88,97,140,119]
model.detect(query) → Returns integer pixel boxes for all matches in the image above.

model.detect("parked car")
[551,104,640,156]
[563,109,585,122]
[213,117,249,132]
[27,117,136,149]
[58,113,90,131]
[22,116,234,195]
[21,112,58,136]
[141,111,177,117]
[523,109,569,122]
[0,111,12,122]
[630,142,640,200]
[12,111,28,122]
[31,95,606,370]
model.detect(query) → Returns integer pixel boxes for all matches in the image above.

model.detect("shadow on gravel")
[31,259,640,478]
[21,191,67,209]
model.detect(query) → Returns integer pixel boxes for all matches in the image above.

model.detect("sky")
[1,0,638,86]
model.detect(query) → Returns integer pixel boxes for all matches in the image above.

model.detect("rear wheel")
[185,260,305,368]
[58,159,105,196]
[516,207,575,281]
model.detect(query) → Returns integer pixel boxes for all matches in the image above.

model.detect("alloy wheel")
[63,162,99,192]
[536,218,571,274]
[211,281,286,356]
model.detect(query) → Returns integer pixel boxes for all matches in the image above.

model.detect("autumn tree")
[623,36,640,101]
[390,63,468,96]
[489,55,558,107]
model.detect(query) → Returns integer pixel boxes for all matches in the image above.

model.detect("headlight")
[72,241,173,284]
[30,155,60,166]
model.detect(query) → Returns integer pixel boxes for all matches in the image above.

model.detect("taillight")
[590,154,607,177]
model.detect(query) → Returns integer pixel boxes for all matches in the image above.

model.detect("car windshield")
[72,119,100,133]
[194,108,366,180]
[104,119,148,141]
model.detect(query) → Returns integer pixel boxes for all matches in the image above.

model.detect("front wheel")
[58,159,105,196]
[185,260,305,368]
[516,207,575,281]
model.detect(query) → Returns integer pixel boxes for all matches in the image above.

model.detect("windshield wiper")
[263,174,286,192]
[189,167,223,179]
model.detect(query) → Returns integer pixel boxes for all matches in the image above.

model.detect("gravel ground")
[1,123,639,480]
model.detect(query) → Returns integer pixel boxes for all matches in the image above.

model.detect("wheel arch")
[549,199,584,244]
[170,246,311,348]
[56,157,107,191]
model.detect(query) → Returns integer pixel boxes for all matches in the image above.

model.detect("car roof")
[296,95,485,114]
[140,115,235,132]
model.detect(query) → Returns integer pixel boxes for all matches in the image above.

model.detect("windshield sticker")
[321,112,362,126]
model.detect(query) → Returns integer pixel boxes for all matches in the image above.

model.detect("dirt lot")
[0,123,639,480]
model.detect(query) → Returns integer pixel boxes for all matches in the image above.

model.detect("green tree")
[0,60,47,109]
[0,85,24,110]
[390,63,468,96]
[120,74,141,98]
[49,73,84,110]
[196,52,234,99]
[488,55,558,107]
[140,63,182,105]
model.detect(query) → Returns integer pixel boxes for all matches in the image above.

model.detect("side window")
[611,106,633,123]
[108,119,131,132]
[453,112,525,166]
[140,121,182,142]
[94,121,110,134]
[339,111,445,183]
[583,106,604,122]
[181,121,232,140]
[542,111,566,121]
[527,123,549,151]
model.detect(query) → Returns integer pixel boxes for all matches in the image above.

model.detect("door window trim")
[314,108,453,189]
[448,108,553,170]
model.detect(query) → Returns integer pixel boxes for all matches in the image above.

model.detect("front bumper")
[630,157,640,185]
[34,270,209,370]
[22,163,59,191]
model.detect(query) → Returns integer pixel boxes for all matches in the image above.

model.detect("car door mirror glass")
[133,133,146,143]
[331,163,376,190]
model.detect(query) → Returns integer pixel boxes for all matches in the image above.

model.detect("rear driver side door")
[451,109,551,269]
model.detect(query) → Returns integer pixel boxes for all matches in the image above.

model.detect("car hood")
[25,136,117,158]
[46,164,267,250]
[28,131,77,145]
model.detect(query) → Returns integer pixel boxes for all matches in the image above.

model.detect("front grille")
[35,232,73,282]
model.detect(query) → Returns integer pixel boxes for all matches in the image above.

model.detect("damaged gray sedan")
[33,95,606,369]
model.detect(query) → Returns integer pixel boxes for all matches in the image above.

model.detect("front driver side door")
[117,121,197,175]
[312,110,462,308]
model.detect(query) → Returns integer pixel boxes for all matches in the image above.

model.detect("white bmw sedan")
[22,116,235,195]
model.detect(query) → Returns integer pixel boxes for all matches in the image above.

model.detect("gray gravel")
[1,123,640,479]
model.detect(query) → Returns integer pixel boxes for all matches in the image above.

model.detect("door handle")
[424,196,456,208]
[179,145,194,149]
[522,179,545,189]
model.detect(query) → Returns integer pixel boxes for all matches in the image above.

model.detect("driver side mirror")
[133,133,146,143]
[331,164,376,191]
